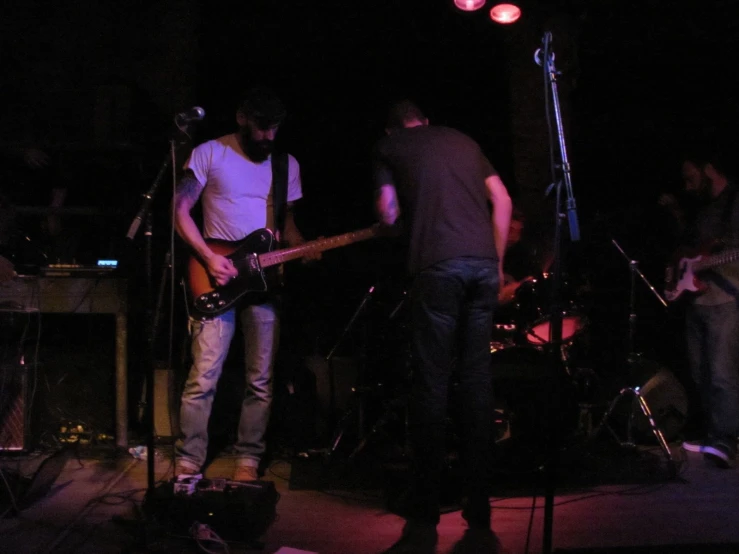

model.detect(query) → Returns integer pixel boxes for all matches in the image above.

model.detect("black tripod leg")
[347,397,402,461]
[590,388,630,444]
[633,389,677,478]
[328,405,356,459]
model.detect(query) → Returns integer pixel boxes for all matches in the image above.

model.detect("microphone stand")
[593,240,676,476]
[125,126,191,495]
[535,32,581,554]
[611,239,668,360]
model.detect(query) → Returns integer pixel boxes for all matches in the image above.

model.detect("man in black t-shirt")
[374,100,512,553]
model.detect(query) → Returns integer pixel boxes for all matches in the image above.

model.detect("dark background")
[1,0,738,440]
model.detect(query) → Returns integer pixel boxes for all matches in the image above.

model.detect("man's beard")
[242,132,274,163]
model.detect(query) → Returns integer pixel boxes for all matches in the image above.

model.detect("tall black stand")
[535,32,581,554]
[125,129,189,495]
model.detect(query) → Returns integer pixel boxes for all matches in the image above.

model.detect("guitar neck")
[258,226,379,268]
[695,248,739,272]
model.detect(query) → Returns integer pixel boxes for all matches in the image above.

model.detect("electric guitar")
[664,243,739,302]
[188,225,384,319]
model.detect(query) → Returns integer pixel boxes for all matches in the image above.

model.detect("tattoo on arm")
[175,170,201,203]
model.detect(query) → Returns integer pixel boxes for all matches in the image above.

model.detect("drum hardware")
[324,283,411,461]
[324,282,378,459]
[588,239,679,479]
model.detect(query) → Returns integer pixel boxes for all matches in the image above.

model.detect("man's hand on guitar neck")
[205,252,239,286]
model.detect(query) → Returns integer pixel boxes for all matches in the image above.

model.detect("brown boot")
[174,460,201,479]
[233,465,259,481]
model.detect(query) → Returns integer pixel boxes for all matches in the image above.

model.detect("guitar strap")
[271,152,289,237]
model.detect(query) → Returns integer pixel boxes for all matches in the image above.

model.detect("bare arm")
[485,174,512,280]
[281,203,322,262]
[280,203,303,246]
[376,184,400,226]
[174,170,237,285]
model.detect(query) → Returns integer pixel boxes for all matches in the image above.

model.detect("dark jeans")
[685,301,739,451]
[406,256,499,526]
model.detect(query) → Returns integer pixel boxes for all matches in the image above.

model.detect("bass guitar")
[188,225,383,319]
[664,244,739,302]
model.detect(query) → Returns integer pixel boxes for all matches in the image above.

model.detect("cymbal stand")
[590,239,676,478]
[325,283,378,458]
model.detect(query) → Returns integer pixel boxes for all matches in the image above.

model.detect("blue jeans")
[685,301,739,451]
[406,256,498,526]
[175,302,279,470]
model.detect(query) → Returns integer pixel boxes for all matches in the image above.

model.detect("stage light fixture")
[490,3,522,24]
[454,0,486,12]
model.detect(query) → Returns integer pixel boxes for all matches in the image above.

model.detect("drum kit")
[327,270,594,463]
[491,270,588,355]
[487,270,592,459]
[328,248,686,475]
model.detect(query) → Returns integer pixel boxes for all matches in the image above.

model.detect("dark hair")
[680,142,731,177]
[238,86,287,128]
[385,99,426,130]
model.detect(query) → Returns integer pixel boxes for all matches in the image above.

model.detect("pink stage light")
[490,3,522,24]
[453,0,487,12]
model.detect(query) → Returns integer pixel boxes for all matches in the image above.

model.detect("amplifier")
[0,363,29,452]
[143,478,279,544]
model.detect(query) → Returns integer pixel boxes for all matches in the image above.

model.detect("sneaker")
[381,521,438,554]
[703,443,737,469]
[232,465,259,481]
[682,439,707,453]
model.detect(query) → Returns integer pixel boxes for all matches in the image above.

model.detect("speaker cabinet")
[0,363,29,451]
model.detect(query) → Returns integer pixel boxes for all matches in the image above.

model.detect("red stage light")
[490,3,522,24]
[454,0,487,12]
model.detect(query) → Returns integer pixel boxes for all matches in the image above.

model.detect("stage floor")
[1,438,739,554]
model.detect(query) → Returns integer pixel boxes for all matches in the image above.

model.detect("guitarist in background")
[172,86,316,481]
[669,150,739,469]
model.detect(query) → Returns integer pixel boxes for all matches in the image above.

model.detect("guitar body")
[664,241,732,302]
[188,229,278,319]
[187,224,384,319]
[665,251,707,302]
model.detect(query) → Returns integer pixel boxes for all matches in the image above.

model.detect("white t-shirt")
[185,133,303,241]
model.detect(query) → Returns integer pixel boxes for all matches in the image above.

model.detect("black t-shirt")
[373,125,498,275]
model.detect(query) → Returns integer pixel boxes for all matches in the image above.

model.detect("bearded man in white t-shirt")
[173,87,313,481]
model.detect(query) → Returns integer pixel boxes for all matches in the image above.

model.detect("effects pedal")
[144,476,279,543]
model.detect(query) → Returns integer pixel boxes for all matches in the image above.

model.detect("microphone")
[175,106,206,122]
[534,32,554,67]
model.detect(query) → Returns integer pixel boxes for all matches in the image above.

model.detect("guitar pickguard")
[191,229,276,319]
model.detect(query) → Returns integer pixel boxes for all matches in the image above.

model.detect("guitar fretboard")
[258,226,380,268]
[695,248,739,272]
